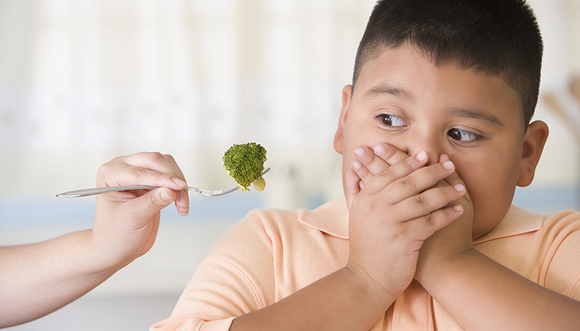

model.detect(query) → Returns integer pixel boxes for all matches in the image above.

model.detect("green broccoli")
[223,142,267,191]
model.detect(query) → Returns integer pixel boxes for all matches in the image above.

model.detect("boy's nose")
[403,131,444,165]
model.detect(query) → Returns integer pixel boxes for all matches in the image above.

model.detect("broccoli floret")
[223,142,267,192]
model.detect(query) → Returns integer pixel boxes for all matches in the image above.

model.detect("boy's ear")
[517,120,549,187]
[333,85,353,155]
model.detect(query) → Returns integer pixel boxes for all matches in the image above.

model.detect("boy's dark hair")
[353,0,543,127]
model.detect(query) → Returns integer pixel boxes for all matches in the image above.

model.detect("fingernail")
[374,144,386,155]
[353,160,362,169]
[173,178,187,187]
[359,181,365,189]
[416,151,427,161]
[453,204,463,212]
[454,184,465,192]
[442,160,454,170]
[354,147,365,157]
[178,204,189,216]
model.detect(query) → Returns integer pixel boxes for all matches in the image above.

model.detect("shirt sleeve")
[540,211,580,301]
[150,209,277,331]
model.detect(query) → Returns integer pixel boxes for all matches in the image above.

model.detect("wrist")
[88,229,136,274]
[416,248,480,287]
[342,264,402,309]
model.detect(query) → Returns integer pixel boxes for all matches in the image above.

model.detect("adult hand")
[0,152,190,327]
[92,152,189,269]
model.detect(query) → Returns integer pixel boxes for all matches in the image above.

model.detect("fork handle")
[57,167,270,198]
[56,186,160,198]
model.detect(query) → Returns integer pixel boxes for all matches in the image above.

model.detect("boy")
[101,0,580,329]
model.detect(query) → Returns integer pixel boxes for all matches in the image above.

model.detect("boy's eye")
[447,128,481,142]
[376,114,408,127]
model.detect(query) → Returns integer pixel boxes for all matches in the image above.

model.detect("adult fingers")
[438,154,471,203]
[98,152,189,215]
[122,152,182,176]
[122,152,187,183]
[121,187,178,224]
[98,152,187,191]
[175,189,189,216]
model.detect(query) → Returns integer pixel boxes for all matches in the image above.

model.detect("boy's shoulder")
[475,205,580,246]
[205,200,350,286]
[475,205,580,298]
[213,198,350,255]
[473,205,580,263]
[474,205,544,245]
[240,198,350,240]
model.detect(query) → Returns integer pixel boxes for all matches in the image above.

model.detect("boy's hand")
[414,154,475,284]
[91,152,189,269]
[345,144,465,302]
[348,144,475,284]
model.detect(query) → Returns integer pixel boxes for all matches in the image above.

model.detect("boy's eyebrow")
[449,108,504,128]
[363,85,414,101]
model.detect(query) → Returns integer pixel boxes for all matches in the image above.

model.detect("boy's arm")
[355,144,580,331]
[0,152,188,328]
[417,246,580,331]
[230,267,394,331]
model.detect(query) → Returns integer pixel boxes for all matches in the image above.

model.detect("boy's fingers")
[407,204,464,241]
[353,144,410,178]
[438,154,471,202]
[374,143,409,166]
[364,151,430,195]
[354,146,388,177]
[345,168,362,208]
[393,182,465,220]
[352,159,372,185]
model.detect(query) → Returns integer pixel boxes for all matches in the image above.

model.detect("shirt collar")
[473,204,544,244]
[299,199,544,242]
[298,198,349,239]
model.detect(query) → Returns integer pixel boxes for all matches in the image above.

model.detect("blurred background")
[1,0,579,330]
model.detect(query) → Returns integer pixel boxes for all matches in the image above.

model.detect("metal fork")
[56,168,270,198]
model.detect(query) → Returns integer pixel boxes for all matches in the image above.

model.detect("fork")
[56,168,270,198]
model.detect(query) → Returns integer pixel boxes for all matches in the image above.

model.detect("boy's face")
[334,44,547,239]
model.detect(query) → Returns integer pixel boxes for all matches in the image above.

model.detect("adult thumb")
[129,187,177,221]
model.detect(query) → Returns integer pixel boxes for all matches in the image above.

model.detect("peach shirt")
[151,199,580,330]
